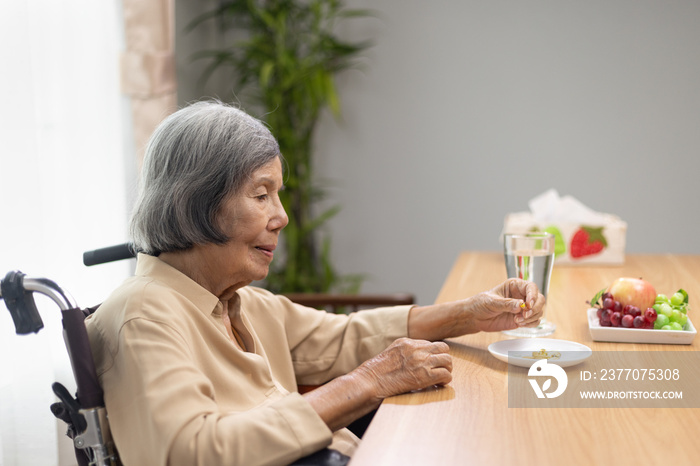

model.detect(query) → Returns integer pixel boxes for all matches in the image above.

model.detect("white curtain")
[0,1,132,465]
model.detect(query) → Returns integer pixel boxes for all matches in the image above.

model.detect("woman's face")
[208,157,288,291]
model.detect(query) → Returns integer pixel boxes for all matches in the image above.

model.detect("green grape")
[658,303,673,317]
[671,292,685,307]
[654,314,670,329]
[676,313,688,327]
[670,309,683,323]
[655,290,690,331]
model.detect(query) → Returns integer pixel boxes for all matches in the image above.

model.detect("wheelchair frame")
[1,270,120,466]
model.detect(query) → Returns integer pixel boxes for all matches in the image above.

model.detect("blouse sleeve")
[275,294,413,386]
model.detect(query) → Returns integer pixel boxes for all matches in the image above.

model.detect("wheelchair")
[1,244,351,466]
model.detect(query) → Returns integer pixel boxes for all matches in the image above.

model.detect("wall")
[176,0,700,305]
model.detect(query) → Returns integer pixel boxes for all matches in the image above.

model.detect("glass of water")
[502,232,555,337]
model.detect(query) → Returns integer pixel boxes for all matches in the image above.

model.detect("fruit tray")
[587,308,696,344]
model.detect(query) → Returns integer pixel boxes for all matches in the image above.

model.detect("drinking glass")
[502,232,555,337]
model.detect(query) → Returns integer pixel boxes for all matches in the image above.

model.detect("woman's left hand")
[407,278,545,340]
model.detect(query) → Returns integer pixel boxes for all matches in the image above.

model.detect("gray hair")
[130,100,281,254]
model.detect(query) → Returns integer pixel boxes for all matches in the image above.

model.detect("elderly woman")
[85,101,544,466]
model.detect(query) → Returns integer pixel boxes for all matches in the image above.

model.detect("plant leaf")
[260,60,275,88]
[302,205,341,235]
[337,8,377,19]
[589,288,606,307]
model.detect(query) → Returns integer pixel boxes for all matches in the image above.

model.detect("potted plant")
[189,0,372,293]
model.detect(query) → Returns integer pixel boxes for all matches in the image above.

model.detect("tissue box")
[503,212,627,265]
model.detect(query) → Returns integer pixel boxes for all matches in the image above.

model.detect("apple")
[607,277,656,312]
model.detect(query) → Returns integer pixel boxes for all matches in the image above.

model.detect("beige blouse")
[85,254,410,466]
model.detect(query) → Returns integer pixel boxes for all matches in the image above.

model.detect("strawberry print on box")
[570,226,607,258]
[502,213,627,265]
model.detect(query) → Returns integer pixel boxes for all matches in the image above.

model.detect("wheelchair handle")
[1,271,78,334]
[83,243,136,266]
[1,271,104,408]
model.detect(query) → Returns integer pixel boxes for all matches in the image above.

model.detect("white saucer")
[488,338,592,368]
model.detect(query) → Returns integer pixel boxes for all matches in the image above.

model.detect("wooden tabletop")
[350,252,700,466]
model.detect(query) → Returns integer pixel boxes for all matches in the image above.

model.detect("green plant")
[189,0,372,293]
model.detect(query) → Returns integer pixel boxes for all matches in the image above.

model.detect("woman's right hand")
[303,337,452,432]
[355,337,453,400]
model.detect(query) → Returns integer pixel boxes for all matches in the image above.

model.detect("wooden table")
[350,252,700,466]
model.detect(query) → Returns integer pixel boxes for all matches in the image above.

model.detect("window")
[0,1,131,463]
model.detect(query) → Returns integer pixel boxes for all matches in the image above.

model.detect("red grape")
[633,316,644,328]
[644,308,657,322]
[603,298,616,310]
[621,314,634,328]
[611,311,622,327]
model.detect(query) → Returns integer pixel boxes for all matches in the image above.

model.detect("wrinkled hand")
[356,338,453,400]
[468,278,545,332]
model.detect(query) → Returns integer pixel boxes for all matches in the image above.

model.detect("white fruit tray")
[587,308,697,344]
